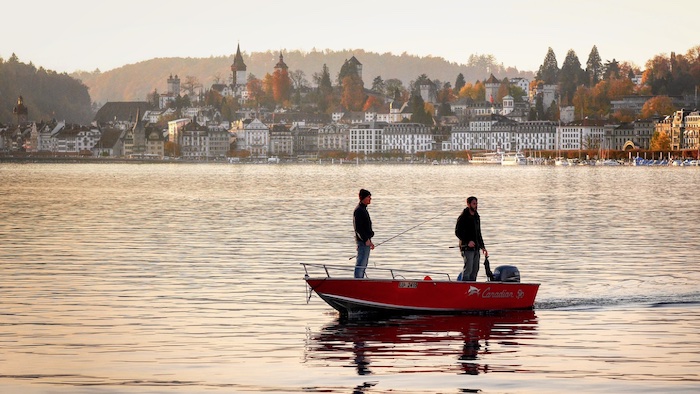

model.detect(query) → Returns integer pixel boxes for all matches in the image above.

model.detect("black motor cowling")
[493,265,520,282]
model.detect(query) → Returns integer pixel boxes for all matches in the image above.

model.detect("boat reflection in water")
[304,311,538,377]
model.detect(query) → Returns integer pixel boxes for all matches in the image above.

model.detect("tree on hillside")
[509,85,526,102]
[408,92,432,125]
[458,80,485,101]
[341,74,366,111]
[363,95,384,112]
[603,59,621,80]
[181,75,202,97]
[371,76,385,93]
[497,78,510,102]
[385,79,408,101]
[437,82,454,116]
[559,49,586,105]
[272,67,292,106]
[467,54,500,76]
[289,69,308,107]
[246,75,264,109]
[0,55,92,124]
[454,73,466,93]
[641,95,675,118]
[586,45,603,86]
[147,89,160,108]
[536,48,559,84]
[312,64,335,113]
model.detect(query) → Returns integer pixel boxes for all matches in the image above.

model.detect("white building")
[348,121,387,154]
[515,121,557,151]
[243,119,270,158]
[382,123,434,154]
[509,77,530,95]
[557,120,606,150]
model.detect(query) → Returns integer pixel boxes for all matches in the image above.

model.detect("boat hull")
[306,278,539,316]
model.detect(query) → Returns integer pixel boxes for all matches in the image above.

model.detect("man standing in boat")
[455,196,488,281]
[353,189,375,278]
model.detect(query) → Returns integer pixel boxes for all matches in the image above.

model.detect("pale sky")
[2,0,697,75]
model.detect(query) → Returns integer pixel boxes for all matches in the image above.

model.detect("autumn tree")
[496,78,510,102]
[586,45,603,86]
[458,80,485,101]
[363,95,383,112]
[642,54,672,95]
[272,67,291,106]
[246,74,264,108]
[640,95,675,118]
[437,82,454,116]
[341,74,366,111]
[650,130,671,150]
[536,47,559,84]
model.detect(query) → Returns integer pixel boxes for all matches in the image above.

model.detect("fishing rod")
[349,207,454,260]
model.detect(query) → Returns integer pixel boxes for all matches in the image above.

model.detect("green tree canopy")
[536,47,559,84]
[586,45,603,86]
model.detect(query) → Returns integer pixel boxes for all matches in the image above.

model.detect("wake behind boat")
[302,263,539,317]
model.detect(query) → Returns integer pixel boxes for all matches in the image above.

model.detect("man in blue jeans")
[353,189,375,278]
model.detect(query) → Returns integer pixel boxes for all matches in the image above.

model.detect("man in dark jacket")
[353,189,375,278]
[455,196,488,281]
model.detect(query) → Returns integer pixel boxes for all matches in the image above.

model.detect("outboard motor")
[493,265,520,282]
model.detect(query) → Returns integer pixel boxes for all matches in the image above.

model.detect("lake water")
[1,163,699,393]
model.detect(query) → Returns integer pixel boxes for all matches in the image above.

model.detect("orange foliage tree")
[272,68,291,106]
[641,96,675,118]
[341,74,366,111]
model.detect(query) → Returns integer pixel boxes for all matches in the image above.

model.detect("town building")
[557,119,606,151]
[684,111,700,150]
[382,123,435,154]
[317,123,349,153]
[348,121,386,155]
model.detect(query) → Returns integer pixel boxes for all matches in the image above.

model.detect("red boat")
[302,263,540,317]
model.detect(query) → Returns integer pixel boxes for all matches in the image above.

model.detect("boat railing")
[301,262,453,281]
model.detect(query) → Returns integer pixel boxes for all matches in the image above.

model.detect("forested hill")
[0,55,92,124]
[73,49,535,105]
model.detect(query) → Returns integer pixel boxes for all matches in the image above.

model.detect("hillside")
[73,49,535,105]
[0,55,92,124]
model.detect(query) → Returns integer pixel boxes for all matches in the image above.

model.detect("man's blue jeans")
[355,241,371,278]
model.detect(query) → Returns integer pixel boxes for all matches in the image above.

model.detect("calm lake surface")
[1,163,699,393]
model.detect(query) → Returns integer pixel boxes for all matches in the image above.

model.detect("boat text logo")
[467,286,522,299]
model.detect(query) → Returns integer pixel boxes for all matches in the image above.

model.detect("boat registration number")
[398,281,417,288]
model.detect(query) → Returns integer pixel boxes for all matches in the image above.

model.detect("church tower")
[274,52,288,71]
[13,96,29,124]
[167,74,181,95]
[231,43,247,86]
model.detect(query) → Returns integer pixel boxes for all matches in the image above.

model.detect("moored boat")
[302,263,539,317]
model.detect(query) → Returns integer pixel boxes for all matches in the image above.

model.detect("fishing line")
[349,207,455,260]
